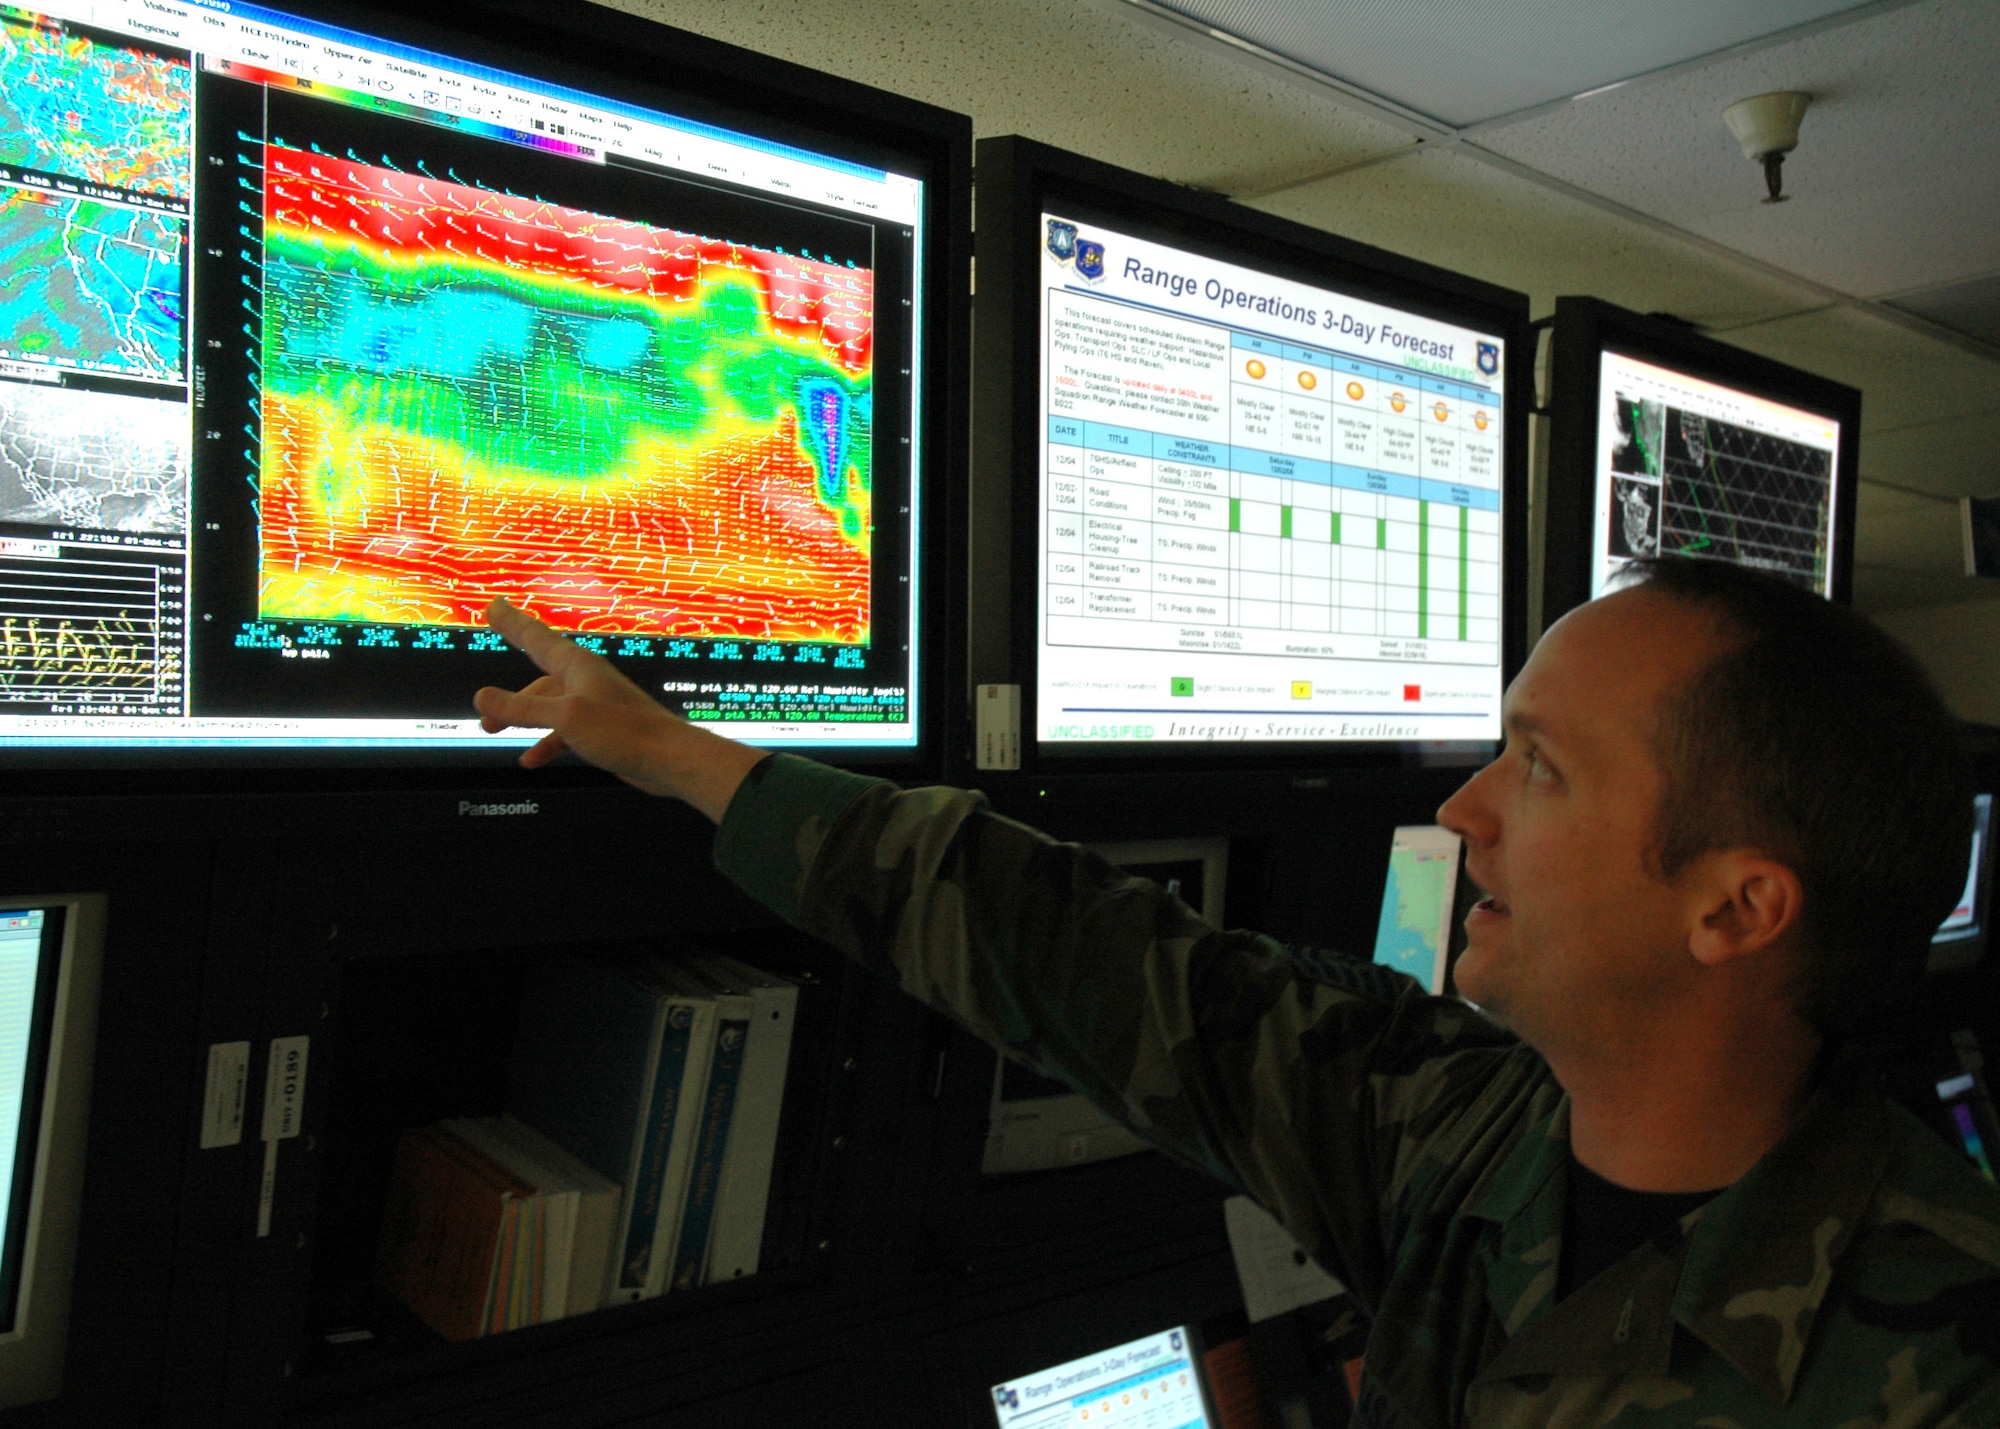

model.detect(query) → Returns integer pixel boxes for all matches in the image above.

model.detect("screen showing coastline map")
[1036,213,1507,749]
[0,0,927,753]
[1590,350,1841,600]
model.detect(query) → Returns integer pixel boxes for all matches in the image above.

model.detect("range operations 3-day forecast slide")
[257,147,874,642]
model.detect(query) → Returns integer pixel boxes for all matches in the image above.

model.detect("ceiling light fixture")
[1723,91,1811,204]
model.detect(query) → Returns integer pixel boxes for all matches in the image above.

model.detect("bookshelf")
[0,760,1674,1425]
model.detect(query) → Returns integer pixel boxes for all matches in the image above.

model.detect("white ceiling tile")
[1473,0,2000,297]
[1149,0,1876,127]
[1249,145,1814,326]
[1887,273,2000,349]
[615,0,1414,189]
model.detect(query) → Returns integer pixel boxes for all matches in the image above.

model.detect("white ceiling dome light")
[1723,91,1812,203]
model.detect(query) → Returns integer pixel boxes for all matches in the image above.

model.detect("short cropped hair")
[1612,557,1971,1041]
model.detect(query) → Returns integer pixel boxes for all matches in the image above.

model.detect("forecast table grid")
[1043,289,1502,668]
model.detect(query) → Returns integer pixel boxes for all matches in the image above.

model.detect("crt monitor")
[1541,296,1861,624]
[970,137,1531,770]
[982,836,1227,1176]
[0,896,105,1411]
[0,0,965,771]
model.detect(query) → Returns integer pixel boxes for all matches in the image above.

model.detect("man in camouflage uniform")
[475,557,2000,1427]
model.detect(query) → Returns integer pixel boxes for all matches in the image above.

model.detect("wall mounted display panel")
[1542,297,1860,623]
[973,139,1531,772]
[0,0,967,782]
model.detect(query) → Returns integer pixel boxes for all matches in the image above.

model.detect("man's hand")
[472,598,766,823]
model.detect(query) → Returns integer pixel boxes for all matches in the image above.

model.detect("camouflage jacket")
[714,756,2000,1428]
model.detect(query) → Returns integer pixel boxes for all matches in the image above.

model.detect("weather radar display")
[0,0,928,756]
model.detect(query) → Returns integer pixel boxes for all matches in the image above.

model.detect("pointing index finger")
[484,597,584,675]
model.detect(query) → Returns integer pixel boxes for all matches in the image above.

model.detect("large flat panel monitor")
[0,895,104,1411]
[0,0,966,776]
[1541,297,1860,624]
[971,138,1531,772]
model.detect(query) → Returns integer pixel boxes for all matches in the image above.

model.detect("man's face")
[1436,587,1723,1056]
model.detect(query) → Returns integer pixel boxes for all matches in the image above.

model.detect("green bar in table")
[1459,505,1469,642]
[1419,501,1429,639]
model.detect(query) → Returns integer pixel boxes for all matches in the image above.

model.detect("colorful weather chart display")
[0,10,189,381]
[0,7,193,198]
[0,189,185,378]
[256,146,876,643]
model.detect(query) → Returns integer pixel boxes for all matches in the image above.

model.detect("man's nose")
[1436,762,1500,848]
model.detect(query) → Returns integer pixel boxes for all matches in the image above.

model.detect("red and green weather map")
[0,11,190,380]
[0,9,192,197]
[257,147,874,642]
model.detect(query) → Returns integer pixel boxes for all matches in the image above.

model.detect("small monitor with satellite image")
[1542,297,1860,624]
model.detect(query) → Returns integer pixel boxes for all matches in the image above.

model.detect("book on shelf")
[373,1123,536,1342]
[505,951,803,1303]
[444,1114,621,1322]
[668,978,751,1293]
[685,953,801,1284]
[507,957,713,1306]
[613,957,719,1300]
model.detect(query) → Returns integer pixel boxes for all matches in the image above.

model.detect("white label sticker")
[199,1040,250,1150]
[256,1035,309,1239]
[261,1035,310,1143]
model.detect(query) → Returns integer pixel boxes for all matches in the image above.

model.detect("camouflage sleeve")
[714,754,1518,1305]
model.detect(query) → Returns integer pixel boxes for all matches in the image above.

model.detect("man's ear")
[1687,852,1803,969]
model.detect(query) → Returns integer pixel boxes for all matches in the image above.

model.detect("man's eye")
[1523,746,1554,780]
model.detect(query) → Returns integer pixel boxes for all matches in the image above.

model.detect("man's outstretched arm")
[473,596,1530,1310]
[472,597,765,822]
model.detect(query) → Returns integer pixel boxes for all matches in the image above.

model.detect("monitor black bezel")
[972,137,1532,779]
[1541,295,1863,626]
[0,0,969,797]
[0,905,64,1337]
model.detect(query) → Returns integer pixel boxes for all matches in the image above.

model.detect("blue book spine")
[616,1000,697,1293]
[671,1014,748,1291]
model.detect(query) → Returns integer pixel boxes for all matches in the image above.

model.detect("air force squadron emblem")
[1046,219,1077,261]
[1075,238,1106,280]
[1476,341,1500,376]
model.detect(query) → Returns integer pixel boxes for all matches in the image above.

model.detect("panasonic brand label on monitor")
[0,0,926,752]
[1592,351,1840,600]
[1036,214,1506,747]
